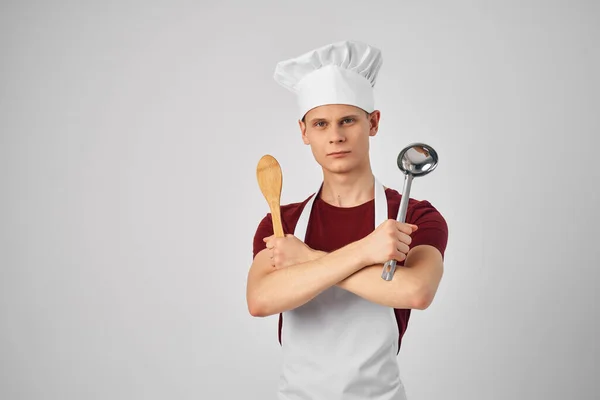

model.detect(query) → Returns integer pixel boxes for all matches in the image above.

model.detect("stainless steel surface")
[382,143,439,281]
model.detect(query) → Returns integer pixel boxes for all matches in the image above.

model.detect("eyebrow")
[308,114,361,124]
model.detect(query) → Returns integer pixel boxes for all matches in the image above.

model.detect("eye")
[342,118,355,124]
[314,121,326,127]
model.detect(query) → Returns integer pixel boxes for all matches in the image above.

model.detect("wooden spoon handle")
[269,201,285,238]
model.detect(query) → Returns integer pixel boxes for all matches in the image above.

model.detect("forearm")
[310,250,424,309]
[250,241,366,317]
[336,265,424,309]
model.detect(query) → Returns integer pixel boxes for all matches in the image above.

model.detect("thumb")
[409,224,418,232]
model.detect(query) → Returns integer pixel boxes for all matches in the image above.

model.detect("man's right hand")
[263,234,320,270]
[357,219,418,266]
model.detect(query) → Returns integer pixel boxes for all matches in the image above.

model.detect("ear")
[368,110,381,137]
[299,120,310,145]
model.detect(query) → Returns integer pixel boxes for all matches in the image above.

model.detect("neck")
[319,167,376,208]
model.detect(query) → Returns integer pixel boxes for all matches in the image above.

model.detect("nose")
[328,126,346,144]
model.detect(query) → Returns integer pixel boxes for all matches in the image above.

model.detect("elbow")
[411,286,435,310]
[247,299,265,317]
[247,296,271,318]
[412,295,432,310]
[248,307,265,318]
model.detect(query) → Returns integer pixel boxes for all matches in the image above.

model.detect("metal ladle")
[381,143,439,281]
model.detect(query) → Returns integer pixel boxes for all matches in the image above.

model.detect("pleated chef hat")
[274,40,383,120]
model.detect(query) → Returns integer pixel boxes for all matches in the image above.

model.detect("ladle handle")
[381,174,413,281]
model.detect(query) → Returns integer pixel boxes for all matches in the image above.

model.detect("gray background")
[1,1,599,399]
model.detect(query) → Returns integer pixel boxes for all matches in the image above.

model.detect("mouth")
[327,151,351,157]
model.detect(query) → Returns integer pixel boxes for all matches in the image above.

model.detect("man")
[246,40,448,400]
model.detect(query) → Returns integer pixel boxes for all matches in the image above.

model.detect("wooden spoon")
[256,155,284,238]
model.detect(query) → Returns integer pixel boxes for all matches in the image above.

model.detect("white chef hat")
[274,40,383,120]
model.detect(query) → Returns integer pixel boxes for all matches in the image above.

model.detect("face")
[299,104,380,175]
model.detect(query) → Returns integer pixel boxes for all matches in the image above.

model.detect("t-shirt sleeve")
[253,213,274,259]
[408,200,449,259]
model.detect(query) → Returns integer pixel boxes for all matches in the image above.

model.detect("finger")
[393,250,407,262]
[270,237,284,248]
[263,235,274,242]
[397,230,413,246]
[265,235,281,249]
[395,223,412,235]
[396,223,418,235]
[396,242,410,256]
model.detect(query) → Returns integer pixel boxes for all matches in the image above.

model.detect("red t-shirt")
[252,187,448,354]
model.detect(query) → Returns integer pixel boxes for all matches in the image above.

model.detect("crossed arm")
[246,238,444,317]
[336,245,443,309]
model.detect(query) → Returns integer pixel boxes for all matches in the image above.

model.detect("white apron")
[277,178,407,400]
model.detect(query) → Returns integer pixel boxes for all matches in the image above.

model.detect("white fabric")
[273,40,383,119]
[277,177,407,400]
